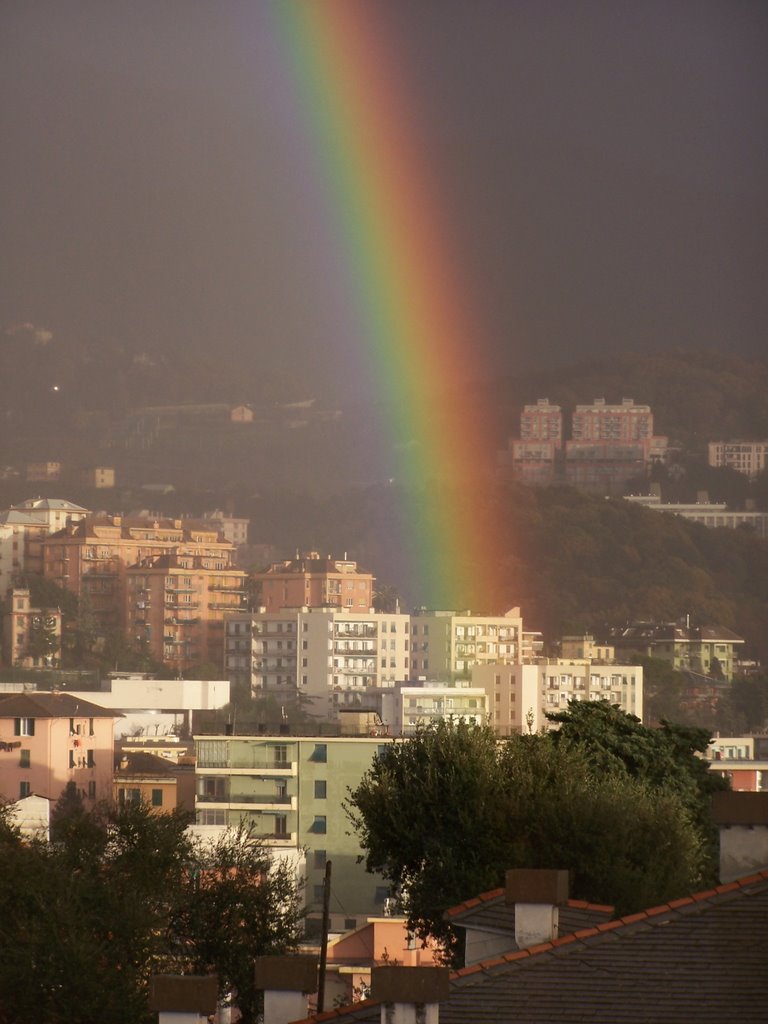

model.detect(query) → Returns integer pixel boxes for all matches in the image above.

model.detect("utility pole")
[316,859,332,1013]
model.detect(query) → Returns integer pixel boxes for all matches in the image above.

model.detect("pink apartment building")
[0,691,119,804]
[256,552,374,612]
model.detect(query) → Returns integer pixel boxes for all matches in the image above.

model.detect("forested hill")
[503,484,768,661]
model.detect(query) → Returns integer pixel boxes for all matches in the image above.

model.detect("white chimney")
[713,792,768,882]
[505,868,569,948]
[253,955,317,1024]
[371,966,450,1024]
[148,975,217,1024]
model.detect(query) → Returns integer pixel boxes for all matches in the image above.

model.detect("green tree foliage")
[173,824,303,1024]
[0,798,302,1024]
[346,710,721,964]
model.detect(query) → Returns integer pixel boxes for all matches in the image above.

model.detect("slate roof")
[297,871,768,1024]
[0,692,119,719]
[445,888,613,939]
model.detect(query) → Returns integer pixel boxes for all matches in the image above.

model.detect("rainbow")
[271,2,510,611]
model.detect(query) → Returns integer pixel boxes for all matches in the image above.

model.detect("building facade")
[624,493,768,538]
[2,587,62,668]
[226,607,410,719]
[409,609,523,681]
[255,552,374,614]
[193,733,395,929]
[0,691,118,804]
[43,514,245,669]
[472,659,644,736]
[708,440,768,479]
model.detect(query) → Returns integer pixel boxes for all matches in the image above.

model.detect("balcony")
[197,794,297,810]
[198,760,298,776]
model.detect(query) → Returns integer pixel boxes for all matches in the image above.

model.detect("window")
[273,744,289,767]
[88,781,96,800]
[314,780,327,799]
[312,815,327,834]
[118,788,141,805]
[314,849,327,869]
[274,814,288,836]
[19,781,31,799]
[151,789,163,807]
[69,750,75,769]
[14,718,34,737]
[19,749,30,768]
[87,750,95,768]
[312,743,327,763]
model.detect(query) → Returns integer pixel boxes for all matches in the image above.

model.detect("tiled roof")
[294,871,768,1024]
[445,888,613,938]
[0,692,119,719]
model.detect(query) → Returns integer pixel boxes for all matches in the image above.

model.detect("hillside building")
[708,440,768,478]
[601,621,744,680]
[499,397,667,494]
[624,493,768,538]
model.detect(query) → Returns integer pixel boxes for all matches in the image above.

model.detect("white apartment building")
[473,659,643,736]
[225,607,410,720]
[409,608,523,680]
[378,681,489,736]
[624,493,768,539]
[708,440,768,479]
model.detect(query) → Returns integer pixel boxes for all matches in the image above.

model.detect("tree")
[0,797,302,1024]
[547,700,727,880]
[346,712,715,965]
[173,824,303,1024]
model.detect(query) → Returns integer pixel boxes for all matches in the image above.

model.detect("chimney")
[696,490,709,505]
[505,868,569,948]
[253,955,317,1024]
[371,966,450,1024]
[712,792,768,882]
[148,975,217,1024]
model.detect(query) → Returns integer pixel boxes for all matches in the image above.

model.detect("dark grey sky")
[1,0,766,401]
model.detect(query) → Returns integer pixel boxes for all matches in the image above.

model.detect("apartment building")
[2,587,62,668]
[127,553,245,672]
[0,691,118,804]
[43,514,244,668]
[193,733,395,929]
[378,681,489,735]
[708,440,768,479]
[603,621,744,679]
[226,607,410,719]
[0,497,89,591]
[255,552,374,613]
[500,397,667,493]
[472,659,644,736]
[409,608,523,681]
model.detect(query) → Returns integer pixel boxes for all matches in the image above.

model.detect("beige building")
[43,514,244,668]
[81,466,115,489]
[409,608,523,681]
[227,607,410,719]
[255,552,374,613]
[0,497,89,591]
[2,587,62,668]
[473,659,643,736]
[708,440,768,479]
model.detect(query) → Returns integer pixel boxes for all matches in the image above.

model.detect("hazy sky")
[1,0,766,401]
